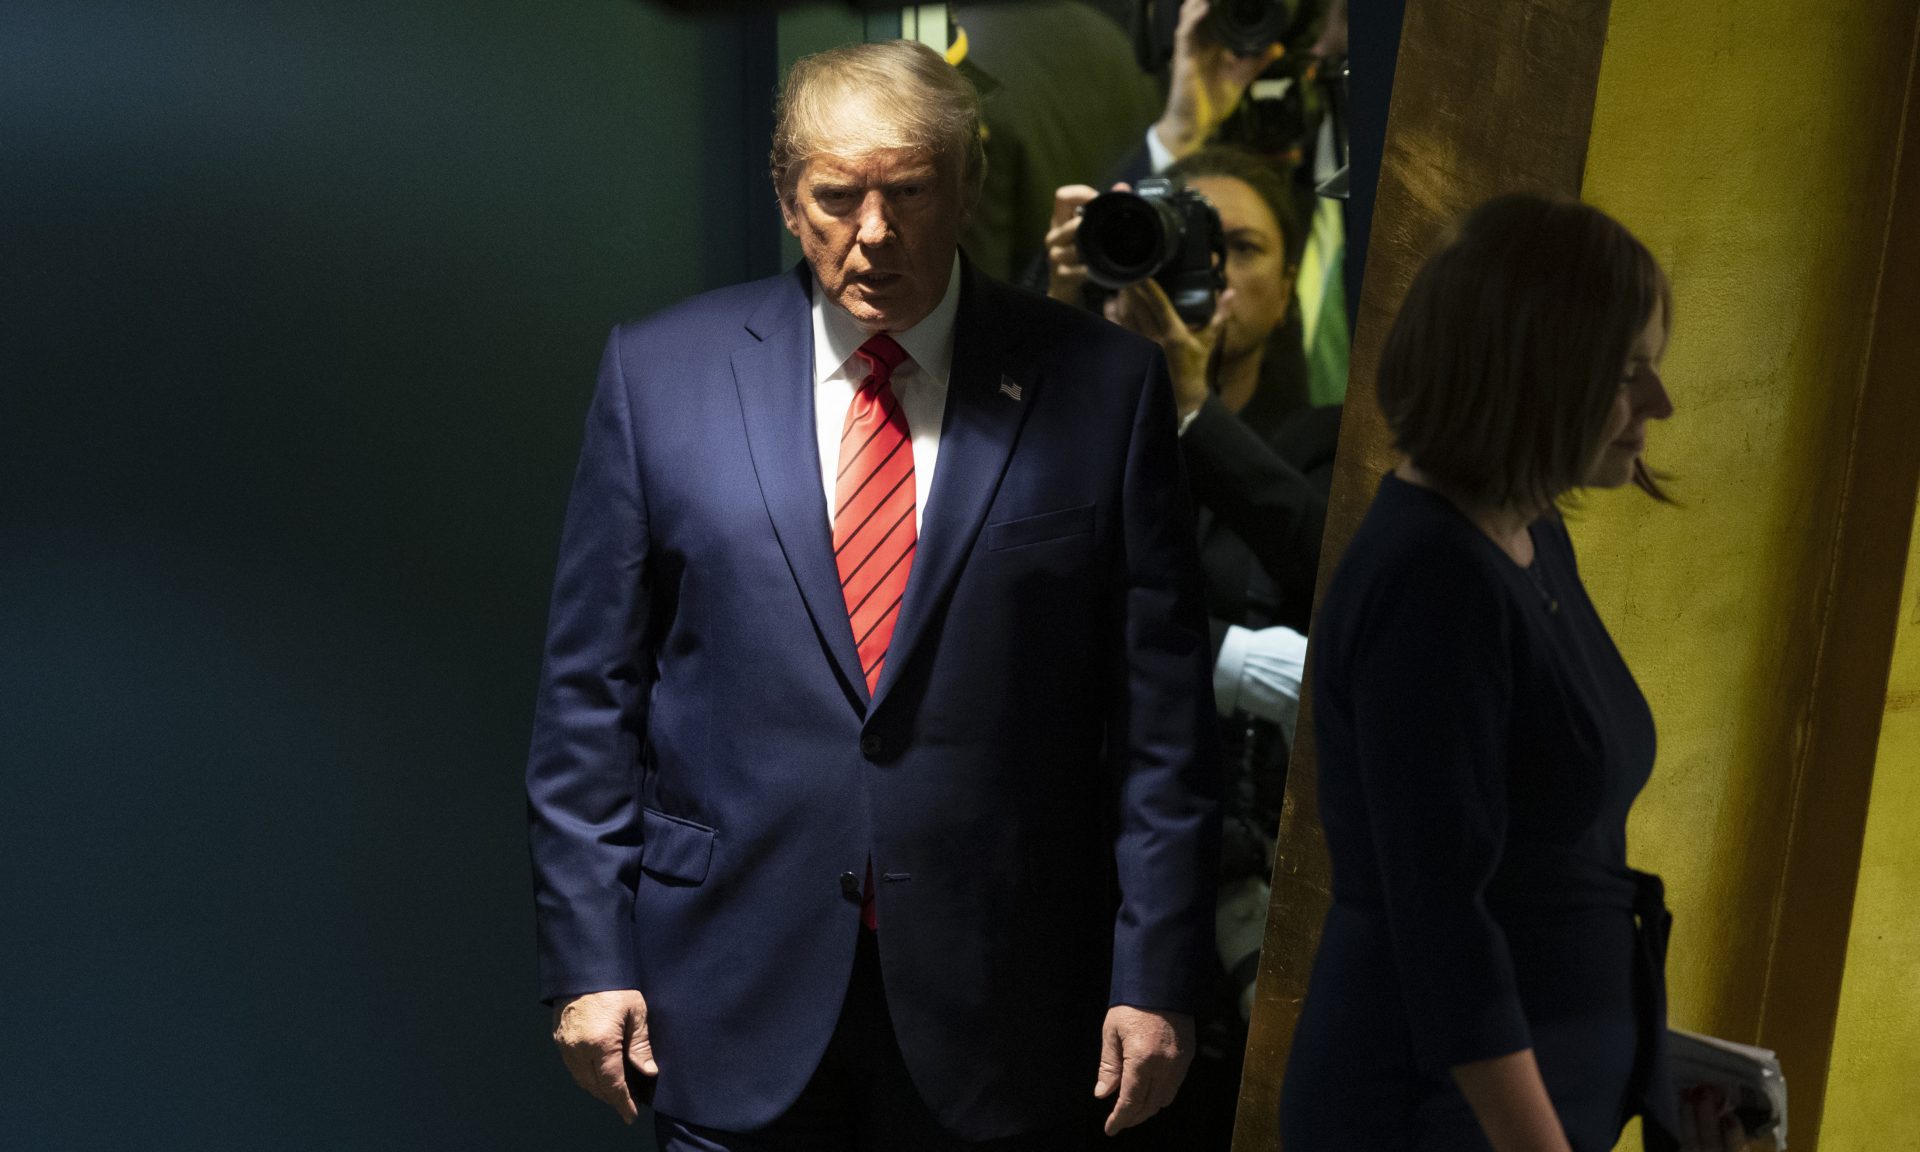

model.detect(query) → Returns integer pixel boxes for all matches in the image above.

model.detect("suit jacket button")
[860,733,884,758]
[839,871,861,901]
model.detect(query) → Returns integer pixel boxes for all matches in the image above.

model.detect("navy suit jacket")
[526,259,1221,1140]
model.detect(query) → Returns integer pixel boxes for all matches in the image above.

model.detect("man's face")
[781,147,962,334]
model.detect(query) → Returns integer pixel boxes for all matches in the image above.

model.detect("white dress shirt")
[1145,122,1179,175]
[811,259,961,533]
[1214,623,1309,744]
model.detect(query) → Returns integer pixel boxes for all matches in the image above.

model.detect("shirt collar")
[811,256,961,386]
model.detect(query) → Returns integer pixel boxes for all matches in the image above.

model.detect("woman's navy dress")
[1279,475,1678,1151]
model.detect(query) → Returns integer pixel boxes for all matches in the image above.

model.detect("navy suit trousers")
[654,930,1097,1152]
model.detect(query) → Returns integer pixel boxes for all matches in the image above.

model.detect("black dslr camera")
[1075,177,1226,327]
[1135,0,1323,68]
[1131,0,1339,175]
[1206,0,1301,55]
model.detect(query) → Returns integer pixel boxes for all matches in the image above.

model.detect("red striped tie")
[835,334,911,932]
[834,334,915,696]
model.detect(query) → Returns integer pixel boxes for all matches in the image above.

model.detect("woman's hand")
[1044,183,1124,306]
[1104,277,1232,420]
[1678,1086,1750,1152]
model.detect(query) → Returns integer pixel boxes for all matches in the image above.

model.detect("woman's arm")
[1453,1050,1574,1152]
[1343,540,1549,1143]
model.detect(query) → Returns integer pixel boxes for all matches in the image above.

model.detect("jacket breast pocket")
[985,503,1095,551]
[639,807,715,885]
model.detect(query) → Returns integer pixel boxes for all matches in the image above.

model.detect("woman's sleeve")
[1348,546,1529,1074]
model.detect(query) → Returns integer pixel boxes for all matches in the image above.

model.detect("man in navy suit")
[526,39,1220,1150]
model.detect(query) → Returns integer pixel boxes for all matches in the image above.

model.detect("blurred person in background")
[1120,0,1351,408]
[952,0,1162,282]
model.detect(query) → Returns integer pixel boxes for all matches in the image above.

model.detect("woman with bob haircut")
[1277,193,1726,1151]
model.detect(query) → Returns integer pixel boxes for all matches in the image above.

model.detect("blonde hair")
[770,40,985,211]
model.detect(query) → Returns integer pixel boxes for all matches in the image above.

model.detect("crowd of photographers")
[955,0,1350,1143]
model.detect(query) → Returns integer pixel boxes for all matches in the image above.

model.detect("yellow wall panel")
[1581,0,1917,1030]
[1823,501,1920,1150]
[1577,0,1920,1145]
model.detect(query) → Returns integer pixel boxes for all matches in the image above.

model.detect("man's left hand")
[1093,1005,1196,1136]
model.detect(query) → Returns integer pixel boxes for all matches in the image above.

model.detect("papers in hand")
[1669,1028,1788,1150]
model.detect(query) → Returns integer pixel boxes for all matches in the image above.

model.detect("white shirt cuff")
[1213,624,1253,717]
[1177,406,1202,437]
[1146,124,1177,175]
[1236,625,1308,743]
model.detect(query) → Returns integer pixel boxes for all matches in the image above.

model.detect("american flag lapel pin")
[998,375,1023,402]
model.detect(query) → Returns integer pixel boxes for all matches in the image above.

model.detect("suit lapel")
[732,266,870,707]
[871,265,1039,710]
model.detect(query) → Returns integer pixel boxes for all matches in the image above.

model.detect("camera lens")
[1228,0,1269,26]
[1207,0,1298,56]
[1078,191,1180,288]
[1100,205,1161,269]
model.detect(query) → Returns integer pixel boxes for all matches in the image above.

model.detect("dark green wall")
[0,1,778,1145]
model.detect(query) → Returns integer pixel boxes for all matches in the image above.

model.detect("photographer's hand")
[1044,185,1102,305]
[1044,183,1132,308]
[1154,0,1288,163]
[1106,278,1232,420]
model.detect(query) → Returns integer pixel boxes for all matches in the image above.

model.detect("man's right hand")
[551,988,655,1125]
[1153,0,1288,162]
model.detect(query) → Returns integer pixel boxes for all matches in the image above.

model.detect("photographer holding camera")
[1022,8,1346,1143]
[1046,146,1337,1149]
[1147,0,1289,167]
[1049,148,1333,654]
[1111,0,1351,408]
